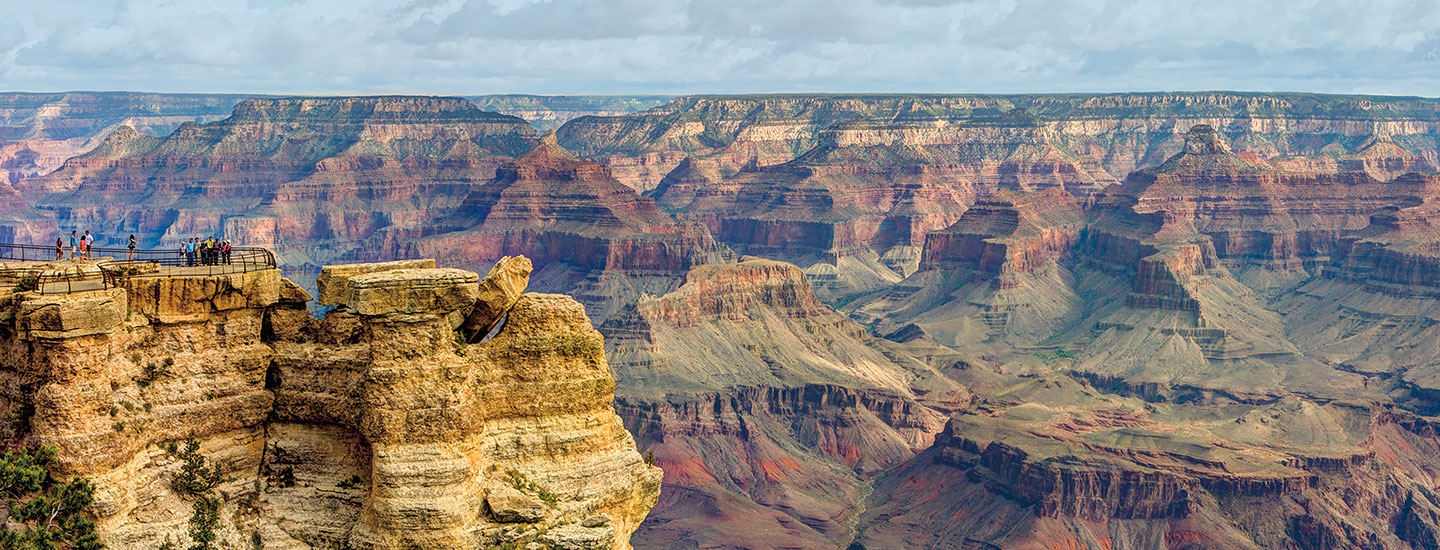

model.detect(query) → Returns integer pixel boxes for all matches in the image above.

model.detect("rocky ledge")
[0,255,660,549]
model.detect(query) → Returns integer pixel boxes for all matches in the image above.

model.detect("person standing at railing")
[82,231,93,260]
[127,235,137,260]
[55,237,63,261]
[69,231,78,260]
[222,240,232,265]
[185,237,196,267]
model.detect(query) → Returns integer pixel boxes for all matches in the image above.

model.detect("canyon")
[8,92,1440,548]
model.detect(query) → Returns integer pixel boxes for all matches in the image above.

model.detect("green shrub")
[12,275,39,293]
[138,359,173,388]
[171,438,223,497]
[505,469,559,507]
[187,495,221,550]
[0,445,103,549]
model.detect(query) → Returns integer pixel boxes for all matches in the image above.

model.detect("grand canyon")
[6,91,1440,549]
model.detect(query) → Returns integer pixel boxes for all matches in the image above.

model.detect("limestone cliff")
[0,256,659,549]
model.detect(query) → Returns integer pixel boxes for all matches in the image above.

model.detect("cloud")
[0,0,1436,96]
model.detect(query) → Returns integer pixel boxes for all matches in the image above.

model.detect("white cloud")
[0,0,1435,95]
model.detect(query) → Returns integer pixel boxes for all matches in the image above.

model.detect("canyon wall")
[12,91,1440,549]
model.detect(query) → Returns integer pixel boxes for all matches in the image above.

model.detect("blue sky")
[4,0,1438,96]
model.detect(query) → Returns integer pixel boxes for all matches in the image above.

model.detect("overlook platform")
[0,242,277,294]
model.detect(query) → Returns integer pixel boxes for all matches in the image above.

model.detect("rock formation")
[16,96,538,281]
[13,91,1440,549]
[0,92,243,185]
[602,257,962,548]
[469,95,671,132]
[560,93,1440,192]
[0,256,660,549]
[407,134,732,322]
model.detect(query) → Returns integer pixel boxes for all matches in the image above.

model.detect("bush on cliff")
[11,275,38,293]
[166,438,225,550]
[0,445,103,549]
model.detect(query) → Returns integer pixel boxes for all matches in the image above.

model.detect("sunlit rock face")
[0,256,660,550]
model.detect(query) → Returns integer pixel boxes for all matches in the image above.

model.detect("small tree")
[166,438,224,550]
[171,439,222,497]
[185,496,220,550]
[0,445,103,549]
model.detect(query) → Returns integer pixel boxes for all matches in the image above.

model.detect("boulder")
[463,256,532,341]
[539,523,615,550]
[486,484,546,524]
[278,277,312,305]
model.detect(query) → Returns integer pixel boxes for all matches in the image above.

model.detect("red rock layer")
[0,92,243,187]
[1125,125,1434,268]
[601,258,961,549]
[18,96,537,272]
[408,135,730,276]
[918,189,1084,287]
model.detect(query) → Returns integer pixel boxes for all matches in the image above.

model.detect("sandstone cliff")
[0,256,659,549]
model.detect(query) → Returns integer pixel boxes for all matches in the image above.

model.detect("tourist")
[82,231,93,260]
[54,237,63,260]
[185,238,196,267]
[221,240,232,265]
[127,235,137,260]
[69,230,78,260]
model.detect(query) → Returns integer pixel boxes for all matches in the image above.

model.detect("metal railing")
[0,242,277,294]
[97,247,276,278]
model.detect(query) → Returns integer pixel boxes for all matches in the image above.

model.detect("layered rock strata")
[560,93,1440,192]
[18,96,537,275]
[406,134,732,322]
[601,257,963,548]
[0,256,659,549]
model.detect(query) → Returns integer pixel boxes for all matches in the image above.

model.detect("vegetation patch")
[137,358,174,388]
[167,437,226,550]
[11,275,39,293]
[0,445,103,549]
[505,469,559,507]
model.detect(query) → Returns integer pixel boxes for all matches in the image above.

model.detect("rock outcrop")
[0,256,660,549]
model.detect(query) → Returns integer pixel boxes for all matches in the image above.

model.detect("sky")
[3,0,1439,96]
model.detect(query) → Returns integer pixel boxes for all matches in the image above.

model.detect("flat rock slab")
[18,287,127,339]
[317,259,437,306]
[345,268,479,317]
